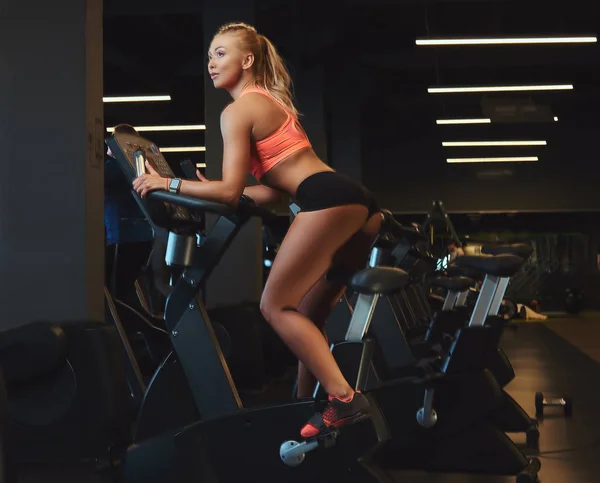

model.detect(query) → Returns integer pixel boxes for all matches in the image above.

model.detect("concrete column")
[0,0,104,328]
[203,0,262,308]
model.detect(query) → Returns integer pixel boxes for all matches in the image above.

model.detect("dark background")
[102,0,600,308]
[103,0,600,214]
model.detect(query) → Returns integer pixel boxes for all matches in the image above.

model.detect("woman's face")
[207,33,250,90]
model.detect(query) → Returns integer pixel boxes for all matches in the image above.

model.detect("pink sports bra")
[239,87,312,180]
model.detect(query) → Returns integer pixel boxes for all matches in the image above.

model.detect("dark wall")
[203,0,263,308]
[361,107,600,214]
[272,52,599,215]
[0,0,104,328]
[295,66,328,163]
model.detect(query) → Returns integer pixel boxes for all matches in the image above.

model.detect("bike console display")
[106,132,272,231]
[106,132,191,223]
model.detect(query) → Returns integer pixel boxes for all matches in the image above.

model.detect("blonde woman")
[133,22,381,438]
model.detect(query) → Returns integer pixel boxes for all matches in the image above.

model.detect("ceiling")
[102,0,600,175]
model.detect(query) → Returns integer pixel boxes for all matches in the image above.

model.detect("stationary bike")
[107,131,410,483]
[319,213,540,482]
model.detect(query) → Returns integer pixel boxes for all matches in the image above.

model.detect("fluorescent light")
[416,36,597,46]
[437,118,491,125]
[103,95,171,103]
[106,124,206,133]
[428,84,573,94]
[443,141,547,147]
[447,156,538,163]
[196,163,207,168]
[160,146,206,153]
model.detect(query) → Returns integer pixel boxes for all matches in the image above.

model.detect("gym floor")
[17,316,600,483]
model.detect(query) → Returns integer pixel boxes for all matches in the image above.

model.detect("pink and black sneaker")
[300,391,371,438]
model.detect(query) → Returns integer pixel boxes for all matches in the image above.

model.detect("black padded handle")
[148,191,235,217]
[180,159,198,180]
[381,209,427,243]
[238,195,280,223]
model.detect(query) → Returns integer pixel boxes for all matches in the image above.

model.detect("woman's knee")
[259,294,274,324]
[259,293,298,326]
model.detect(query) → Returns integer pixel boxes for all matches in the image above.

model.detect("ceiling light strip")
[443,141,547,147]
[447,156,539,163]
[437,118,491,125]
[106,124,206,132]
[417,36,597,46]
[160,147,206,153]
[429,85,573,94]
[103,95,171,103]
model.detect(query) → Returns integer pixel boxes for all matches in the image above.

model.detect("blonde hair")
[215,22,299,117]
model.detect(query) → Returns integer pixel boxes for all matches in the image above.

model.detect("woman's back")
[234,90,333,195]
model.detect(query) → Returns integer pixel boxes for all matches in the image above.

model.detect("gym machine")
[0,320,131,470]
[387,239,543,450]
[322,214,540,482]
[107,131,415,483]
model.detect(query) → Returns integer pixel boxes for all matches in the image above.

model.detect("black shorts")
[294,171,380,217]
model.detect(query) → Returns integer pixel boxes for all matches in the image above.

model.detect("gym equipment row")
[0,130,554,483]
[324,216,546,473]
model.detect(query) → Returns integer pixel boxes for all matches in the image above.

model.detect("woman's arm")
[177,105,251,206]
[190,170,285,205]
[132,103,252,207]
[243,185,287,206]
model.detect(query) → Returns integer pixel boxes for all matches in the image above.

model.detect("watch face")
[169,178,181,191]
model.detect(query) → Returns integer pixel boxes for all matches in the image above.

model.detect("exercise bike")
[107,131,416,483]
[319,213,540,482]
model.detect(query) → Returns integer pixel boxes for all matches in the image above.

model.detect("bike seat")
[430,276,475,292]
[445,265,482,280]
[348,266,410,295]
[453,254,525,278]
[481,243,533,260]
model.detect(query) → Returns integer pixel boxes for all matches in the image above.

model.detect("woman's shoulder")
[221,92,272,121]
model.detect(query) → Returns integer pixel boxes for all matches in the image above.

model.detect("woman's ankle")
[327,385,355,402]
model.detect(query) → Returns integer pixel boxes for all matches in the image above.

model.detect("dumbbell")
[535,392,572,417]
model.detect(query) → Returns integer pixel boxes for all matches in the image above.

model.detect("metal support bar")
[369,247,384,267]
[169,297,242,418]
[289,203,301,218]
[442,291,459,311]
[104,288,146,402]
[488,277,510,316]
[355,339,375,392]
[468,274,500,327]
[455,290,469,307]
[416,388,438,428]
[345,293,379,342]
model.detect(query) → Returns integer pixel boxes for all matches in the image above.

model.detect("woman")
[133,22,381,438]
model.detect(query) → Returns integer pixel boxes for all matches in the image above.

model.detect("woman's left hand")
[133,160,168,198]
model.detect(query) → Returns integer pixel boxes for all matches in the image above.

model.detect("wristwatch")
[168,178,182,194]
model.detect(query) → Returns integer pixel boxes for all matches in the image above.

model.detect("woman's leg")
[295,212,382,398]
[260,204,370,398]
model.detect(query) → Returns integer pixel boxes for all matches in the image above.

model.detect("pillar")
[203,0,263,308]
[0,0,104,329]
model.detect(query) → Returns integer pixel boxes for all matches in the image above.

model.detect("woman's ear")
[242,53,255,70]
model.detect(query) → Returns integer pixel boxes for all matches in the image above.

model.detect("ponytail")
[255,35,298,117]
[214,23,299,117]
